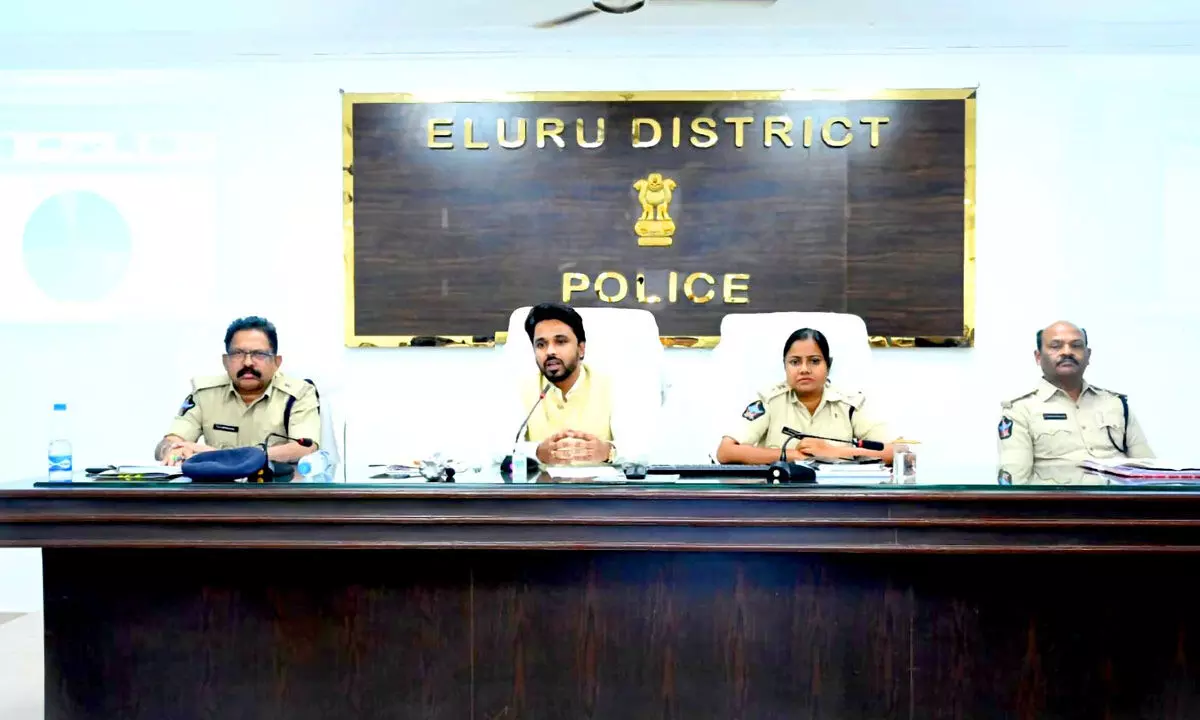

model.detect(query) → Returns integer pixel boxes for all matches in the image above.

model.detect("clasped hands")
[536,430,612,465]
[784,438,857,461]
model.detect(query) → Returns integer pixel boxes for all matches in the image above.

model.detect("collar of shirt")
[546,363,591,403]
[1035,376,1096,402]
[787,383,843,417]
[222,373,282,407]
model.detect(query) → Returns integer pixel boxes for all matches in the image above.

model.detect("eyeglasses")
[225,350,275,363]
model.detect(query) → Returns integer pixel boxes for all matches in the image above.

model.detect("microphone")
[266,432,315,448]
[501,383,551,474]
[514,383,551,445]
[781,427,884,452]
[768,432,816,484]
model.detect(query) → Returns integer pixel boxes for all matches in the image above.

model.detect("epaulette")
[838,389,866,409]
[1000,389,1037,410]
[191,375,230,392]
[758,381,790,401]
[1090,385,1125,398]
[273,374,307,399]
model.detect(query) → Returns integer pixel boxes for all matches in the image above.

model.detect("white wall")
[1,51,1197,610]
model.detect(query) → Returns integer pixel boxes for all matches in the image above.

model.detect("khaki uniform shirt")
[726,382,891,450]
[166,371,321,450]
[521,363,614,444]
[997,378,1153,483]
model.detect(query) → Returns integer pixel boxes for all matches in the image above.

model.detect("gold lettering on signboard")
[537,118,566,149]
[427,119,453,149]
[822,117,853,147]
[498,118,527,149]
[632,118,662,148]
[426,115,890,150]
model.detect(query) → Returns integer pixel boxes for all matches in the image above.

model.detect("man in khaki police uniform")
[156,316,320,466]
[997,320,1153,484]
[515,303,621,465]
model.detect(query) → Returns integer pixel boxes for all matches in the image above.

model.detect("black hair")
[224,316,278,354]
[524,303,586,344]
[1036,325,1088,350]
[782,327,832,370]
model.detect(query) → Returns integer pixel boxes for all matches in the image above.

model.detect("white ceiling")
[1,0,1199,66]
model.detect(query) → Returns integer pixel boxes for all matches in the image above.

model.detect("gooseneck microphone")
[514,383,552,445]
[502,383,552,474]
[780,427,884,452]
[768,432,816,484]
[266,433,315,448]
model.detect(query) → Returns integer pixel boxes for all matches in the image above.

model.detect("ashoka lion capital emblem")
[633,172,677,247]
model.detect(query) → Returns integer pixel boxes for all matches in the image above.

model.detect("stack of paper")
[814,462,893,484]
[1079,458,1200,481]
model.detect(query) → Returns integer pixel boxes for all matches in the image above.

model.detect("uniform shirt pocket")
[1032,426,1080,458]
[1089,411,1125,452]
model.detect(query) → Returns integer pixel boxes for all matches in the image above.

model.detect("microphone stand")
[502,383,551,476]
[767,434,816,484]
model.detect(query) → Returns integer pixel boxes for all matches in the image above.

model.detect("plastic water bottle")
[48,403,73,481]
[510,443,528,479]
[297,449,335,482]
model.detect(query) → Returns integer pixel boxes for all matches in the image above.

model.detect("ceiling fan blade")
[651,0,776,5]
[533,8,602,28]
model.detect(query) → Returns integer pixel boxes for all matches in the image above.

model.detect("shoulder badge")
[998,416,1014,440]
[1090,385,1125,399]
[742,400,766,421]
[1000,390,1036,410]
[178,394,196,417]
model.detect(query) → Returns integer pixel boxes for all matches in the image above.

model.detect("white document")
[93,466,184,478]
[544,464,626,480]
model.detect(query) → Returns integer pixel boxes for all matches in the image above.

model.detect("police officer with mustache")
[155,316,320,467]
[997,321,1153,484]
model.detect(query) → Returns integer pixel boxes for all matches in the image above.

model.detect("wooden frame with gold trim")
[342,88,977,349]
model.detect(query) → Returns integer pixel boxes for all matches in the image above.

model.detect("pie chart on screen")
[21,190,133,303]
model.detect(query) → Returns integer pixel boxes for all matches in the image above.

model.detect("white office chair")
[286,375,345,477]
[502,306,666,402]
[699,312,875,458]
[500,306,665,460]
[714,312,874,398]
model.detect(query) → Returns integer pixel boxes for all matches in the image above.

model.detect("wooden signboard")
[343,90,975,348]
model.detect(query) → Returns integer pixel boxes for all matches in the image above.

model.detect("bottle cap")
[53,403,67,411]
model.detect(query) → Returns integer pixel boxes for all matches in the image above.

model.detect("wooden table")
[4,474,1200,719]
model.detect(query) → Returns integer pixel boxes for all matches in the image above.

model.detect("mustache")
[237,368,262,378]
[1056,357,1078,366]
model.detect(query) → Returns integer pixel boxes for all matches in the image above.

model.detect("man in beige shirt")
[515,303,622,465]
[156,316,320,466]
[997,321,1153,484]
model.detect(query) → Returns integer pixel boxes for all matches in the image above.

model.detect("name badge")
[1042,413,1068,421]
[212,423,239,433]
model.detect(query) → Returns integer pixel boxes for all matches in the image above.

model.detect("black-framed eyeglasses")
[225,350,275,363]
